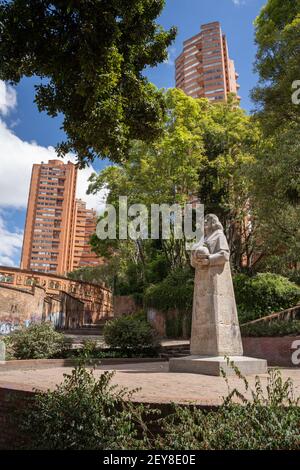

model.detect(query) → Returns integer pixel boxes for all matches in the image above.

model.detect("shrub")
[103,314,159,355]
[234,273,300,323]
[6,323,65,359]
[154,365,300,450]
[21,364,300,450]
[288,270,300,286]
[20,366,151,450]
[241,320,300,337]
[144,268,194,312]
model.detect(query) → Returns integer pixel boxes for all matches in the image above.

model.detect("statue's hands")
[197,256,210,267]
[190,250,210,269]
[191,251,210,269]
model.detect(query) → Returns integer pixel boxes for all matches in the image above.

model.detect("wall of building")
[175,21,240,102]
[113,295,139,318]
[70,199,101,271]
[43,292,84,330]
[21,159,78,276]
[147,308,191,339]
[0,285,45,334]
[58,292,84,329]
[0,266,113,325]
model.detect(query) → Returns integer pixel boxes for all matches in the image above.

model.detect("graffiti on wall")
[0,314,42,335]
[0,321,18,335]
[46,311,65,329]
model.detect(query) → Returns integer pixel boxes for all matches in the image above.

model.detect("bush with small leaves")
[18,361,300,450]
[154,363,300,450]
[104,314,160,356]
[234,273,300,323]
[241,320,300,337]
[20,366,154,450]
[6,322,65,359]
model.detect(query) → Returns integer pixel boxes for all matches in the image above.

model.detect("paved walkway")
[63,334,190,349]
[1,361,300,406]
[65,333,190,347]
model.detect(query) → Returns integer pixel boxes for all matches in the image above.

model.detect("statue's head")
[204,214,223,236]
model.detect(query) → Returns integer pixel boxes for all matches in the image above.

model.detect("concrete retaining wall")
[242,336,300,367]
[113,295,139,317]
[0,285,45,334]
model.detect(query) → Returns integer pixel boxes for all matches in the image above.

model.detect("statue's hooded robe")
[190,229,243,356]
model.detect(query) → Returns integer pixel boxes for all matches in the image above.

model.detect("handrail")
[241,304,300,327]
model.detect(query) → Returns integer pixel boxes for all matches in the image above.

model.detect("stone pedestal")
[169,355,267,377]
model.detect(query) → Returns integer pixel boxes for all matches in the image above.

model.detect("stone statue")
[169,214,267,376]
[190,213,243,356]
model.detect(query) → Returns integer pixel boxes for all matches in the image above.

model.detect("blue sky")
[0,0,267,267]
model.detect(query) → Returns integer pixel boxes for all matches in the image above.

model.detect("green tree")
[252,0,300,131]
[195,94,260,269]
[88,89,259,273]
[88,88,206,274]
[248,127,300,271]
[249,1,300,271]
[0,0,176,166]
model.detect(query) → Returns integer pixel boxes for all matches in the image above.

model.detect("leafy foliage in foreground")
[155,365,300,450]
[20,363,300,450]
[21,367,151,450]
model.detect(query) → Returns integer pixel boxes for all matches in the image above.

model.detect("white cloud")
[232,0,246,5]
[0,213,23,267]
[0,118,106,213]
[0,81,107,266]
[164,47,177,66]
[0,80,17,116]
[76,165,108,213]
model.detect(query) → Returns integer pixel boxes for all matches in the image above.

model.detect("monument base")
[169,355,268,376]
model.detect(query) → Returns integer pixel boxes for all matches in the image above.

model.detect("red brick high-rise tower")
[21,160,101,275]
[69,199,101,271]
[175,22,240,102]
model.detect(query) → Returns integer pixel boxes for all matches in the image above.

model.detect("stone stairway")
[63,324,105,336]
[160,343,190,359]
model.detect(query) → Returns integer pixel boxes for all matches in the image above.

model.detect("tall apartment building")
[21,160,100,276]
[70,199,100,271]
[175,22,240,102]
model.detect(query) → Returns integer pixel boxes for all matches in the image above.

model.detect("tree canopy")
[252,0,300,130]
[88,88,260,272]
[0,0,176,166]
[250,0,300,270]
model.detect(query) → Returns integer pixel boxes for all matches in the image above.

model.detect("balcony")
[0,273,14,284]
